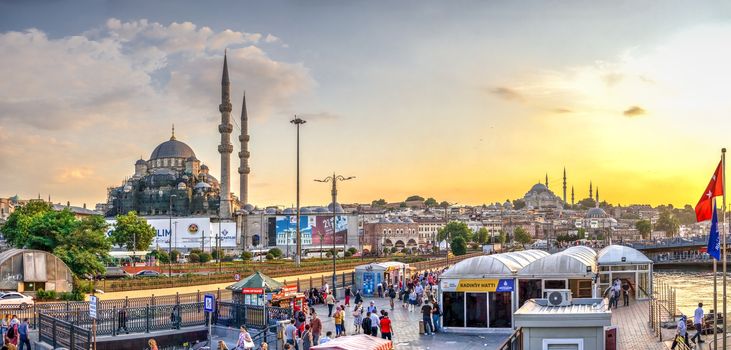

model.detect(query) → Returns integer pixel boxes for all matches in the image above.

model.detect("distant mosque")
[522,168,601,210]
[105,53,251,218]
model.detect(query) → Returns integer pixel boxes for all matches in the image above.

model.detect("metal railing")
[648,281,677,342]
[497,327,523,350]
[38,313,92,350]
[215,301,292,330]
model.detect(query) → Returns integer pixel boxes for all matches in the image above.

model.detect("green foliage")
[344,251,352,257]
[439,201,450,208]
[59,291,84,301]
[635,220,652,240]
[347,247,358,255]
[450,236,467,256]
[578,198,596,209]
[405,195,424,202]
[621,212,640,220]
[265,253,274,260]
[241,251,253,261]
[498,230,507,245]
[577,228,586,240]
[399,202,407,208]
[437,221,472,242]
[371,199,387,207]
[424,198,438,207]
[655,209,680,237]
[211,249,223,260]
[390,247,398,254]
[513,227,532,245]
[147,249,170,264]
[512,199,526,210]
[556,234,579,242]
[0,200,55,248]
[401,248,410,254]
[221,255,235,262]
[35,289,59,301]
[188,252,200,263]
[268,248,283,258]
[170,250,181,263]
[382,248,390,255]
[110,211,156,251]
[475,227,489,244]
[198,252,212,263]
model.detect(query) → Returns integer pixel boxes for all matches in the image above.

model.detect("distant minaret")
[545,173,549,188]
[218,51,233,219]
[596,186,599,205]
[238,92,250,206]
[562,167,567,203]
[589,181,593,199]
[571,186,575,206]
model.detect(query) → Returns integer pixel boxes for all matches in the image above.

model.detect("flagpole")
[723,147,727,350]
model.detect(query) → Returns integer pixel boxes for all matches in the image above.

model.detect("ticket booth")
[354,262,408,296]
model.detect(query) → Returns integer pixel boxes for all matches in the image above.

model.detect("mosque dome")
[283,208,296,215]
[243,204,255,212]
[135,159,146,165]
[150,138,196,160]
[327,202,345,213]
[528,183,551,195]
[585,207,609,219]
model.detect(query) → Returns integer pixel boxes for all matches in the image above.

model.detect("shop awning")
[227,271,284,293]
[311,334,392,350]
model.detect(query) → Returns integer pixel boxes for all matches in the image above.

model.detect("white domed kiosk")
[596,245,653,300]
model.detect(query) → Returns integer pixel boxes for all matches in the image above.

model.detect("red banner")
[242,288,264,294]
[282,285,298,295]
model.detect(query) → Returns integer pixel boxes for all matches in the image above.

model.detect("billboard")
[274,215,347,246]
[106,217,239,250]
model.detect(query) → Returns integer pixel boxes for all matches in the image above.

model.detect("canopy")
[442,250,549,278]
[226,271,284,293]
[597,245,652,266]
[518,246,597,278]
[311,334,392,350]
[355,261,406,272]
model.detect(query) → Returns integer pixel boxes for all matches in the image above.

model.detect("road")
[92,268,355,300]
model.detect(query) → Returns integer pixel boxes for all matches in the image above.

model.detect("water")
[655,270,731,320]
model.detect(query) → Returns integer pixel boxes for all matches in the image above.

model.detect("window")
[544,280,567,290]
[542,339,583,350]
[443,292,465,327]
[466,292,488,327]
[489,292,512,328]
[519,279,542,307]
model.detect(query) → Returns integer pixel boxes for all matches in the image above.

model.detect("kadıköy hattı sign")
[440,278,514,293]
[105,217,239,249]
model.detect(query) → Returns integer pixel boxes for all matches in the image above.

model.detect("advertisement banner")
[312,215,347,245]
[242,288,264,294]
[106,217,239,249]
[441,279,515,292]
[273,215,347,246]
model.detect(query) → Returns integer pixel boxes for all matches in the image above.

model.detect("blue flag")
[708,199,721,260]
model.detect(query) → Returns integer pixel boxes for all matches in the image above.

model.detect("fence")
[215,301,292,330]
[38,313,92,350]
[497,327,523,350]
[648,280,677,342]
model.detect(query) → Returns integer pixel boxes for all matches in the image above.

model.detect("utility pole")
[291,116,306,267]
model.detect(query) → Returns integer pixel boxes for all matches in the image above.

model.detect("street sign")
[242,288,264,294]
[89,295,98,319]
[234,273,241,281]
[204,294,215,313]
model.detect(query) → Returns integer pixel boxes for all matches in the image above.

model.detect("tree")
[405,195,425,202]
[382,248,390,256]
[399,202,407,208]
[577,198,596,209]
[424,198,438,207]
[188,252,200,263]
[170,250,181,263]
[439,201,450,209]
[498,230,507,245]
[390,247,398,254]
[109,212,156,251]
[437,222,472,242]
[371,199,387,207]
[635,220,652,240]
[513,227,532,245]
[577,228,586,240]
[268,248,283,258]
[211,249,224,260]
[512,199,526,210]
[655,210,679,237]
[451,236,467,256]
[53,215,112,277]
[198,252,212,263]
[241,251,253,261]
[475,227,489,245]
[148,249,170,264]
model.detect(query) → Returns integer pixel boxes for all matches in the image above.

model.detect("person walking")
[362,312,372,336]
[236,326,255,350]
[377,283,383,298]
[388,286,396,310]
[379,312,392,340]
[4,321,17,346]
[691,303,705,344]
[671,315,689,350]
[367,301,377,315]
[431,300,442,333]
[369,310,380,336]
[301,324,313,350]
[1,314,7,346]
[148,339,159,350]
[622,282,630,306]
[344,286,351,307]
[310,313,322,345]
[325,293,335,317]
[409,290,418,312]
[333,307,344,337]
[117,305,129,334]
[284,320,299,350]
[421,301,434,335]
[354,289,362,306]
[352,304,363,334]
[16,319,29,350]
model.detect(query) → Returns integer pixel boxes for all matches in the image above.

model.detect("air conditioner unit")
[546,289,572,307]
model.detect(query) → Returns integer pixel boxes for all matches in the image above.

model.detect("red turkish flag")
[695,160,724,222]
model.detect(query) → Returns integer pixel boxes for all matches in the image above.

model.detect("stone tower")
[238,92,250,206]
[562,167,567,204]
[218,52,233,219]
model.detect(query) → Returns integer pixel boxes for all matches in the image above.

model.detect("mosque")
[105,53,250,218]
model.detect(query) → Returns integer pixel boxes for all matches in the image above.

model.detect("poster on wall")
[312,215,347,245]
[106,217,240,249]
[275,216,312,246]
[273,215,347,246]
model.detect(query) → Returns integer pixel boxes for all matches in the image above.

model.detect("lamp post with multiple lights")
[290,116,306,267]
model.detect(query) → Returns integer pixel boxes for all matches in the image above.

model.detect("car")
[104,266,131,279]
[0,292,34,308]
[135,270,161,277]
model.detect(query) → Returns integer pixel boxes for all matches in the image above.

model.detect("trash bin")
[419,320,424,334]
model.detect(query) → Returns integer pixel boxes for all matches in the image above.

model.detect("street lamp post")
[169,194,176,277]
[315,173,355,297]
[291,116,306,267]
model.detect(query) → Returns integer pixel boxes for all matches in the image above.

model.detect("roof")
[585,207,609,219]
[227,271,284,292]
[442,250,549,278]
[0,249,73,273]
[150,138,196,160]
[311,334,392,350]
[597,244,653,265]
[514,298,611,328]
[515,298,608,315]
[355,261,406,271]
[52,204,101,216]
[518,246,597,277]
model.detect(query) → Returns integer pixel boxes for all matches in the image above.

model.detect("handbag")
[243,339,255,349]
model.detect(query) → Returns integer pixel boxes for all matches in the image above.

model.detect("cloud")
[0,18,313,204]
[623,106,646,117]
[489,87,524,101]
[553,108,573,114]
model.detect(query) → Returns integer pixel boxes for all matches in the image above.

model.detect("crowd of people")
[0,315,30,350]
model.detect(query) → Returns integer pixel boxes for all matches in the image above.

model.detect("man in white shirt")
[691,303,705,344]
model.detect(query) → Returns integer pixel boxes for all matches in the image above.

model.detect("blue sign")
[204,294,215,312]
[496,279,514,292]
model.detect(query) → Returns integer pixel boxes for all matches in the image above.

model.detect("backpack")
[389,290,396,299]
[7,325,15,338]
[298,312,306,323]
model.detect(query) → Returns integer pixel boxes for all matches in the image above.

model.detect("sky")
[1,0,730,208]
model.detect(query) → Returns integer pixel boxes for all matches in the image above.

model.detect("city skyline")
[1,1,730,208]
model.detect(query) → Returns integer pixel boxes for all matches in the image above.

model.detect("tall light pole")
[169,194,177,277]
[441,202,457,266]
[291,116,306,267]
[315,173,355,297]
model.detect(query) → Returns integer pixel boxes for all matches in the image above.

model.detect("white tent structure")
[596,245,653,300]
[442,250,549,279]
[516,246,598,302]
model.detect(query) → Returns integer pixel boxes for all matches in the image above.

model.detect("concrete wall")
[523,327,604,350]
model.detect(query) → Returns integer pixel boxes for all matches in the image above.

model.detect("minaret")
[238,92,250,206]
[571,186,575,206]
[218,52,233,219]
[562,167,567,204]
[589,181,593,199]
[545,173,549,188]
[596,186,599,205]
